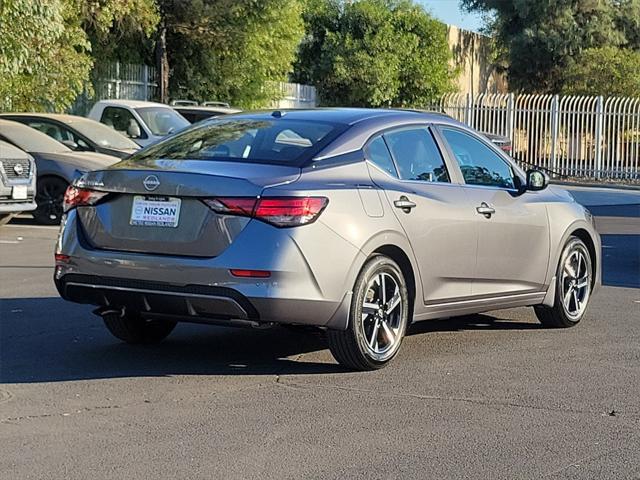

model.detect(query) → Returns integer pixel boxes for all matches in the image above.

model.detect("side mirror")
[61,139,79,150]
[127,120,142,139]
[526,169,549,191]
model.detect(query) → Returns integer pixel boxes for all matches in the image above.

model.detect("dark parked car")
[0,119,118,224]
[0,113,140,159]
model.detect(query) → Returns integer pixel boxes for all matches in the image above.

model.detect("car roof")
[0,112,100,126]
[93,99,170,109]
[231,107,463,126]
[174,106,242,115]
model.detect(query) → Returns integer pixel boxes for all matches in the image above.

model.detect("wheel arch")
[570,227,598,287]
[371,244,417,322]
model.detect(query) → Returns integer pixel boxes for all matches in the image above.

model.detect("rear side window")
[130,118,347,166]
[383,127,450,183]
[364,136,397,177]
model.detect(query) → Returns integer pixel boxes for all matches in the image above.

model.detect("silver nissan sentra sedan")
[54,109,600,370]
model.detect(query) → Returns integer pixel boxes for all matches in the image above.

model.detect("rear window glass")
[130,118,346,166]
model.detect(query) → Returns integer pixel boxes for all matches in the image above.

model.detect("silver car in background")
[0,140,37,225]
[55,109,600,370]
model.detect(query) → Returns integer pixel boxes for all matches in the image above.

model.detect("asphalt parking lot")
[1,187,639,479]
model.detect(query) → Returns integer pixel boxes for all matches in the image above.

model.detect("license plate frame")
[130,195,181,228]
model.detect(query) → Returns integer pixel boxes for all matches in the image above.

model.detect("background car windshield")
[135,107,189,136]
[71,119,140,150]
[0,121,70,153]
[131,118,343,165]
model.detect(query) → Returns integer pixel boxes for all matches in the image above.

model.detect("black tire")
[33,176,68,225]
[103,311,177,344]
[327,255,409,371]
[0,214,15,226]
[535,236,593,328]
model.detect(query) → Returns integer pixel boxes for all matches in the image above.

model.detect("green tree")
[293,0,457,107]
[0,0,160,112]
[156,0,304,108]
[0,0,92,112]
[78,0,160,64]
[562,46,640,96]
[462,0,626,93]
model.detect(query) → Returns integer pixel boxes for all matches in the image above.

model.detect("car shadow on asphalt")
[0,297,545,384]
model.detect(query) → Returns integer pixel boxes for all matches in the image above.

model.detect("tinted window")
[131,118,346,166]
[383,127,449,182]
[364,136,397,177]
[442,128,515,189]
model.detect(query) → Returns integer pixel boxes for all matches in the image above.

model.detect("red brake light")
[202,196,328,227]
[63,186,109,212]
[254,197,328,227]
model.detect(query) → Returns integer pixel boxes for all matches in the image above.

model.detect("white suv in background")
[0,141,37,225]
[88,100,190,147]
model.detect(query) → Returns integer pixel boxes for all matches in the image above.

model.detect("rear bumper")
[54,273,351,329]
[54,210,362,329]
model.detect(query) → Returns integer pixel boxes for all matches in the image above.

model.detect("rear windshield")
[130,118,347,166]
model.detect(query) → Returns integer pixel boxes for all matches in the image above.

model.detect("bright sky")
[417,0,485,32]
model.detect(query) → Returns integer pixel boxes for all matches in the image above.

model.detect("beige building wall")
[447,25,508,95]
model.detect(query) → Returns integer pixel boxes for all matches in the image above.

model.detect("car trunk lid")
[75,159,300,257]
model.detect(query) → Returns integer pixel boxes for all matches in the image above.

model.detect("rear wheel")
[34,176,68,225]
[535,236,592,328]
[327,255,409,371]
[103,311,177,344]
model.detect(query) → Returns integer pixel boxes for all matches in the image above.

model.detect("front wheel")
[327,255,409,371]
[535,236,593,328]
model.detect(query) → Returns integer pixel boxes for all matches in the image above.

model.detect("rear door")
[437,126,550,296]
[365,126,477,304]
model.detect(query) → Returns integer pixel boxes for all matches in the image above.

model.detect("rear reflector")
[63,186,109,212]
[230,269,271,278]
[54,253,70,264]
[203,196,328,227]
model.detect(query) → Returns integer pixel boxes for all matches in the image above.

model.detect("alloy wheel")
[360,272,404,360]
[560,245,591,320]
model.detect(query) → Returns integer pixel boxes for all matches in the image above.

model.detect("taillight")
[203,197,257,217]
[63,186,109,212]
[202,196,328,227]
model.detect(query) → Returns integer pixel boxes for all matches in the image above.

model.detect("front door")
[364,127,478,304]
[438,127,550,297]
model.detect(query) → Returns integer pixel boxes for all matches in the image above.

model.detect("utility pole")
[155,22,169,104]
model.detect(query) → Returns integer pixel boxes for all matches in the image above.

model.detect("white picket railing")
[431,93,640,180]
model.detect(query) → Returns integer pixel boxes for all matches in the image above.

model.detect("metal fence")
[432,93,640,180]
[71,62,158,115]
[274,82,317,108]
[71,62,317,114]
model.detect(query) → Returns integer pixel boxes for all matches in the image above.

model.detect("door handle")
[394,196,416,213]
[476,202,495,218]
